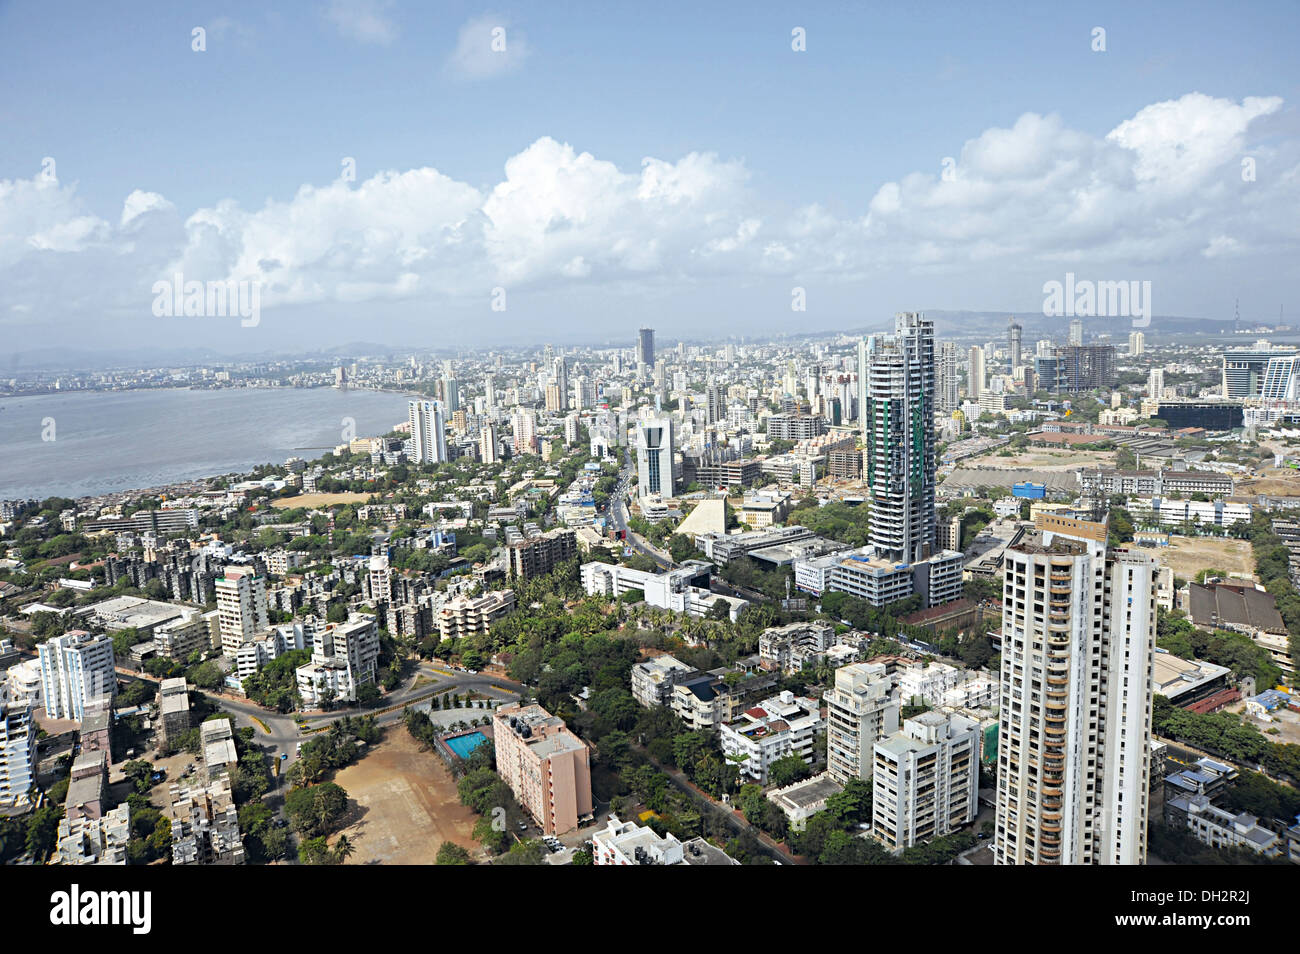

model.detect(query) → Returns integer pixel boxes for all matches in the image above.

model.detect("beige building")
[437,590,516,640]
[824,662,899,783]
[215,567,269,657]
[493,702,592,835]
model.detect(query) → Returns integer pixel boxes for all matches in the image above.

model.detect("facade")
[1036,345,1117,392]
[719,690,824,783]
[872,711,979,851]
[862,313,937,562]
[215,567,270,657]
[824,662,899,783]
[995,514,1157,865]
[295,615,380,709]
[937,341,959,413]
[636,418,676,499]
[436,589,516,640]
[630,654,697,708]
[408,399,448,464]
[493,702,593,835]
[827,548,963,609]
[158,677,191,751]
[0,696,34,807]
[38,630,116,722]
[580,560,743,621]
[508,528,577,580]
[53,803,130,866]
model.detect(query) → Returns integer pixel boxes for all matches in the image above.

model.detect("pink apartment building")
[493,702,592,835]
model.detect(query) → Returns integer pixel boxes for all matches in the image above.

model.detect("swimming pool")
[445,731,489,760]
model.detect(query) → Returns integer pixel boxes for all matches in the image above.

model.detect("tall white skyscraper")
[216,567,270,657]
[408,399,448,464]
[1147,368,1164,400]
[968,345,986,402]
[479,421,498,463]
[862,313,936,562]
[511,406,537,455]
[1069,319,1084,346]
[1128,331,1145,356]
[38,630,116,722]
[996,514,1157,866]
[937,341,959,413]
[636,417,675,498]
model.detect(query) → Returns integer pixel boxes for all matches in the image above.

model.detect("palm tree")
[333,834,355,864]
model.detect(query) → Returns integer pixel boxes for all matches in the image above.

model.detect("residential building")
[719,690,825,783]
[53,803,130,866]
[295,615,380,709]
[437,589,516,640]
[215,567,269,657]
[38,630,116,722]
[1167,794,1282,858]
[824,662,899,783]
[508,528,577,580]
[630,655,696,709]
[995,513,1158,865]
[872,711,980,851]
[862,313,937,562]
[0,696,34,807]
[158,678,191,751]
[408,399,448,464]
[758,621,836,674]
[493,702,593,835]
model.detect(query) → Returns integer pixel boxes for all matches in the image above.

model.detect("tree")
[333,834,355,864]
[767,754,812,789]
[436,841,471,865]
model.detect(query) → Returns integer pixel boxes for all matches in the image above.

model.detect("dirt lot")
[331,728,480,864]
[965,448,1116,471]
[1158,536,1255,582]
[271,492,372,509]
[1240,471,1300,497]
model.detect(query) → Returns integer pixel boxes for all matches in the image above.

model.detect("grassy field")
[331,728,480,864]
[270,492,371,509]
[1159,535,1255,582]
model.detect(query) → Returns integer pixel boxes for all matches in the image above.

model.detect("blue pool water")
[445,731,489,759]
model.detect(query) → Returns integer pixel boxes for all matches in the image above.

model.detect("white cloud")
[444,14,528,80]
[120,190,174,228]
[0,92,1296,327]
[324,0,398,45]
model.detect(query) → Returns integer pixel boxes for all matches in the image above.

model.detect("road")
[610,448,675,569]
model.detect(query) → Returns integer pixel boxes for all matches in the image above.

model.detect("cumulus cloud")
[444,14,528,80]
[0,92,1296,327]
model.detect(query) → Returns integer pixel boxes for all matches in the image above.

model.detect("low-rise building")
[719,690,824,784]
[758,621,837,674]
[159,678,191,750]
[437,590,516,640]
[630,655,696,709]
[53,803,130,865]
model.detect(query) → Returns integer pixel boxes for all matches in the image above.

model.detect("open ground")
[271,492,372,509]
[331,727,479,864]
[1157,535,1255,582]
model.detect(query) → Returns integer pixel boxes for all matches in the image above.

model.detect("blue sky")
[2,0,1298,353]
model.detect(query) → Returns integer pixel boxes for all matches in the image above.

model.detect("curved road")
[610,448,675,570]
